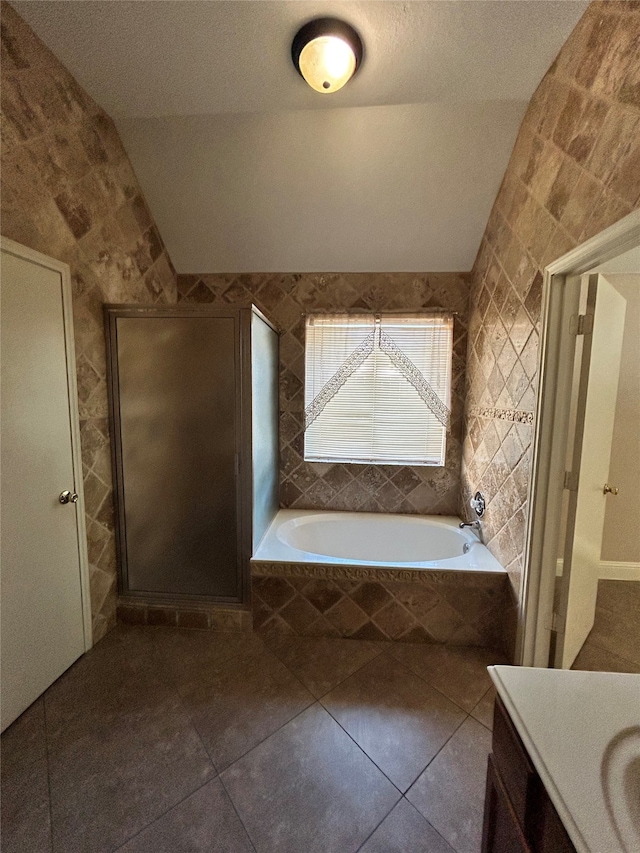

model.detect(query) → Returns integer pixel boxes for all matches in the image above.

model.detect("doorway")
[519,210,640,669]
[553,268,639,670]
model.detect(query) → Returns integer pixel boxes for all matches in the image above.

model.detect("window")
[304,313,453,466]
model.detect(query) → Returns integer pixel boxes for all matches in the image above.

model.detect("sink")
[601,725,640,852]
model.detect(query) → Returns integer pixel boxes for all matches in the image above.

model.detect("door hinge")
[548,611,565,633]
[563,470,579,491]
[569,313,593,335]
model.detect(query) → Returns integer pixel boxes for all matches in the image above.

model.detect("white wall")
[116,101,525,272]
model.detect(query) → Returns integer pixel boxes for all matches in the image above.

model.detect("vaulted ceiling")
[14,1,588,272]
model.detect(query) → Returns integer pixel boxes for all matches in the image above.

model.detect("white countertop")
[489,666,640,853]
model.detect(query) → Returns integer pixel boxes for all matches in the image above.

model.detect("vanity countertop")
[489,666,640,853]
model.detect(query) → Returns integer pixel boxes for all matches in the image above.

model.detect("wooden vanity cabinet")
[482,696,577,853]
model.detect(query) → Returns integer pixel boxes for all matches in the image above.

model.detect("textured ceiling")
[13,1,587,117]
[13,1,589,272]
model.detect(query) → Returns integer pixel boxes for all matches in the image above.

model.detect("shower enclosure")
[105,304,278,609]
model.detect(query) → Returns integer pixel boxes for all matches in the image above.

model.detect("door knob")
[59,490,79,504]
[603,484,619,495]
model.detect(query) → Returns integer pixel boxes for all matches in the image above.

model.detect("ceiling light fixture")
[291,18,363,94]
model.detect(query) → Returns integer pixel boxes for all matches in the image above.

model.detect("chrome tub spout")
[459,519,484,545]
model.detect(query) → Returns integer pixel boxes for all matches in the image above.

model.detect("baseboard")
[556,558,640,582]
[599,561,640,582]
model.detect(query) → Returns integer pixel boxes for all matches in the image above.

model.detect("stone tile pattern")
[460,2,640,635]
[117,599,252,632]
[177,272,470,517]
[1,624,502,853]
[1,4,177,642]
[252,566,507,647]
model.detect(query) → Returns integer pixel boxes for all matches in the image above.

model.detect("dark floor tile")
[358,798,455,853]
[587,607,640,668]
[45,627,168,747]
[572,640,640,674]
[1,744,51,853]
[152,627,264,690]
[470,686,496,730]
[265,634,383,698]
[387,643,505,712]
[595,580,640,616]
[47,691,215,853]
[221,703,399,853]
[321,654,465,792]
[116,779,254,852]
[407,717,492,853]
[1,697,47,773]
[179,646,313,770]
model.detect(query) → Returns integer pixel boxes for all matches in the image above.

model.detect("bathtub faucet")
[459,519,484,546]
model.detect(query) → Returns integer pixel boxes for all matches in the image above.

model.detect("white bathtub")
[253,509,505,573]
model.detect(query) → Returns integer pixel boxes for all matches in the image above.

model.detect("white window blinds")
[304,313,453,466]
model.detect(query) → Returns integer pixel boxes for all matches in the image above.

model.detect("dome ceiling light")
[291,18,363,94]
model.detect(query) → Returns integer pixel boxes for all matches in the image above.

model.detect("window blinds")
[304,313,453,466]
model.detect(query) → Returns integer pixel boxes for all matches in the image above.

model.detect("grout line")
[50,630,221,852]
[316,701,407,796]
[311,650,482,795]
[401,798,460,853]
[469,685,494,733]
[104,631,254,851]
[212,696,316,774]
[263,633,387,701]
[352,798,401,853]
[110,777,215,852]
[405,712,469,792]
[146,633,265,851]
[216,772,259,853]
[383,645,495,718]
[162,641,317,775]
[353,795,460,853]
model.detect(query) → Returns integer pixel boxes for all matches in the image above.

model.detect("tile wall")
[461,0,640,654]
[177,273,470,516]
[251,564,507,648]
[5,0,638,650]
[1,3,177,641]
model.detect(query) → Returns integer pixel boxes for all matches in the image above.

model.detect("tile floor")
[571,579,640,674]
[1,625,507,853]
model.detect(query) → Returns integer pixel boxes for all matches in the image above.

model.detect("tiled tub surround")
[460,2,640,646]
[251,569,507,648]
[177,272,470,516]
[252,512,508,647]
[1,3,177,641]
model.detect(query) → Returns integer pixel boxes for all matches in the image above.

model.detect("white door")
[556,274,627,668]
[1,239,91,731]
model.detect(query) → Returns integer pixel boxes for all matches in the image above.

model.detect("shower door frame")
[105,303,255,608]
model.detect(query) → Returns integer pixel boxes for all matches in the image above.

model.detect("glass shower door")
[109,309,242,601]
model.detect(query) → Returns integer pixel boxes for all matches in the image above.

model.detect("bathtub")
[251,509,506,646]
[252,509,505,574]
